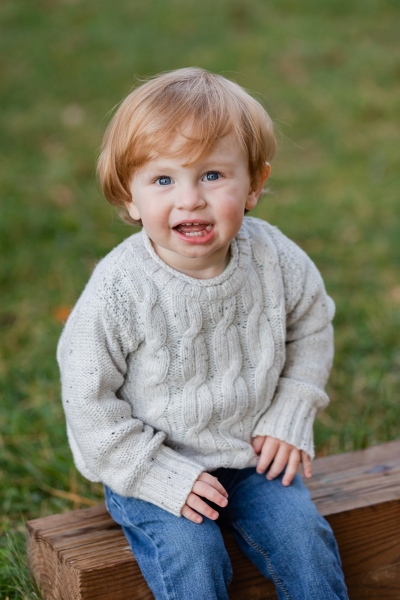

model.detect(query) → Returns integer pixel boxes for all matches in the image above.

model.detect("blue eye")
[204,171,220,181]
[156,176,172,186]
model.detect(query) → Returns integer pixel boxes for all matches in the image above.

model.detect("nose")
[175,183,206,211]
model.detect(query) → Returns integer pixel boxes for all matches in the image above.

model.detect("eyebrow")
[200,160,236,168]
[140,154,239,175]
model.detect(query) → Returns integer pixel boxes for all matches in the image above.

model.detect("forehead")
[147,131,247,168]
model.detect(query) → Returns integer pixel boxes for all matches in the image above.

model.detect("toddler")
[57,68,348,599]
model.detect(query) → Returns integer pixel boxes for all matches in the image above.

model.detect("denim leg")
[215,468,348,600]
[104,486,232,600]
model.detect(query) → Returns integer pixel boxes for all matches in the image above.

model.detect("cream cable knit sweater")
[57,217,334,516]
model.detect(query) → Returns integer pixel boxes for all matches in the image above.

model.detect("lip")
[172,222,215,244]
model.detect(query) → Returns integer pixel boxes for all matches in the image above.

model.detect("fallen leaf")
[53,306,72,323]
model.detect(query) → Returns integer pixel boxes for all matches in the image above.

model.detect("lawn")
[1,0,399,596]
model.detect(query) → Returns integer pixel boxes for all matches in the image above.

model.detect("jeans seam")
[106,492,178,600]
[124,523,179,600]
[232,521,292,600]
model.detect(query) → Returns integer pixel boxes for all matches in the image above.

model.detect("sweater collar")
[137,225,251,301]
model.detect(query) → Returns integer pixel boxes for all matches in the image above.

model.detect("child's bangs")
[132,93,244,169]
[152,116,239,168]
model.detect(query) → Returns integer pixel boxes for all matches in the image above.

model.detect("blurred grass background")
[1,0,399,596]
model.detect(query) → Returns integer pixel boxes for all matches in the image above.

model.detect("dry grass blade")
[36,482,98,507]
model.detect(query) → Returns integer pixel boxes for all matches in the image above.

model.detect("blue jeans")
[104,467,348,600]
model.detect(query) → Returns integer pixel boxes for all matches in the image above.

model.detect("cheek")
[140,203,169,233]
[216,188,248,222]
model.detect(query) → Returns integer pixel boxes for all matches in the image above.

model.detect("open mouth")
[174,222,213,237]
[173,221,215,243]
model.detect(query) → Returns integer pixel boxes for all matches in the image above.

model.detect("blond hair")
[98,67,276,225]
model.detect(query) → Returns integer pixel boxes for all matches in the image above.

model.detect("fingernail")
[221,498,228,507]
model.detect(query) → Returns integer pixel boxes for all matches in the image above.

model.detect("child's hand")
[252,435,312,486]
[181,472,229,524]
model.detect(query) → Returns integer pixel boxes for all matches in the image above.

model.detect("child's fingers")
[181,503,204,524]
[281,450,301,486]
[265,444,291,480]
[182,472,228,524]
[252,435,265,454]
[256,437,280,474]
[196,472,229,499]
[185,492,220,520]
[301,451,312,478]
[192,478,229,508]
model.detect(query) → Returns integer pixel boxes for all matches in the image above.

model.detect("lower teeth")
[178,225,212,237]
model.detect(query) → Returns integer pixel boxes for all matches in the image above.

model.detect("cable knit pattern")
[173,295,215,449]
[142,280,171,436]
[210,297,249,463]
[241,266,276,417]
[57,217,334,516]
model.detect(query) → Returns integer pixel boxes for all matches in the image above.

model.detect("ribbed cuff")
[252,378,329,460]
[136,446,205,516]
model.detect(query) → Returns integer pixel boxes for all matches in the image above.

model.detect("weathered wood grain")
[309,440,400,516]
[27,440,400,600]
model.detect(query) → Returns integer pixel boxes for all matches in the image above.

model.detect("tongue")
[177,224,209,233]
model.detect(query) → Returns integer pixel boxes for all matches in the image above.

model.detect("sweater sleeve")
[57,294,204,517]
[252,232,335,459]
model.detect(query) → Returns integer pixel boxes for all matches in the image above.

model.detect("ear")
[245,163,271,211]
[124,198,141,222]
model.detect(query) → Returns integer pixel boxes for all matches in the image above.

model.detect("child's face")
[127,132,270,278]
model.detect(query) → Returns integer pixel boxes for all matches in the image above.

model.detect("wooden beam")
[26,440,400,599]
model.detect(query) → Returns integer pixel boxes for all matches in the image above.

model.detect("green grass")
[1,0,399,596]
